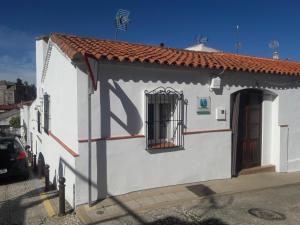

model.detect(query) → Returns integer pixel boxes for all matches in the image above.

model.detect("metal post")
[38,158,43,178]
[44,164,50,192]
[27,150,31,164]
[59,177,66,216]
[33,154,37,172]
[115,29,118,40]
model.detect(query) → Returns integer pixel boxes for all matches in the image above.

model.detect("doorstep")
[76,171,300,224]
[239,164,276,176]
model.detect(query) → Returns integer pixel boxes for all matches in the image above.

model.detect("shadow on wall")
[94,78,143,199]
[109,80,143,135]
[59,157,233,225]
[100,62,300,90]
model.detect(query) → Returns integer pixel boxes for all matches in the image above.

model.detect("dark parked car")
[0,136,29,180]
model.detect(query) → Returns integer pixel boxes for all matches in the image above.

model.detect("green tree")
[16,78,23,86]
[9,116,21,128]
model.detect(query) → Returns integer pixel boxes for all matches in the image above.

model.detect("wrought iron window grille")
[145,87,186,150]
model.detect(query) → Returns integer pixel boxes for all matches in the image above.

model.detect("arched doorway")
[231,89,263,176]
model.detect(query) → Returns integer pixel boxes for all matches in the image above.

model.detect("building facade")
[21,33,300,207]
[0,81,15,105]
[0,80,36,105]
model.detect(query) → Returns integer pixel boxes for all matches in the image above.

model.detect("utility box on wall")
[210,77,221,90]
[216,107,226,120]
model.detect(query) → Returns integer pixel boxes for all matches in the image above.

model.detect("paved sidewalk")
[77,171,300,224]
[0,173,48,225]
[0,169,81,225]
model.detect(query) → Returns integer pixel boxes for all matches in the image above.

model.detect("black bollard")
[44,164,50,192]
[33,154,37,172]
[58,177,66,216]
[38,158,43,178]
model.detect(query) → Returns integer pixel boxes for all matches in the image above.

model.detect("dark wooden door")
[239,91,262,169]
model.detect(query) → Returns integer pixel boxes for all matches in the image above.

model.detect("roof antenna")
[234,25,242,54]
[115,9,130,40]
[268,40,280,60]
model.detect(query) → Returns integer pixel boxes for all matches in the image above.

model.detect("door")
[239,90,262,169]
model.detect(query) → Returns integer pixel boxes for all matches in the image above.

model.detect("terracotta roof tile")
[49,33,300,76]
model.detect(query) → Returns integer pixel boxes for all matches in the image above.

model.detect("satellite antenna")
[268,40,280,59]
[235,25,242,54]
[115,9,130,40]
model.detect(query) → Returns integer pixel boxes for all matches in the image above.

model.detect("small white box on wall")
[216,107,226,120]
[210,77,221,89]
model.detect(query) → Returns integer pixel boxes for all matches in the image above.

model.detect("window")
[37,111,41,133]
[145,87,185,149]
[44,94,50,134]
[23,121,27,142]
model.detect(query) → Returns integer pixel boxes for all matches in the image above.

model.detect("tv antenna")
[235,25,242,54]
[115,9,130,40]
[268,40,280,59]
[195,35,208,44]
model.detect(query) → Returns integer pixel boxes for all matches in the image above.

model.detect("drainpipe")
[88,83,92,207]
[84,53,97,207]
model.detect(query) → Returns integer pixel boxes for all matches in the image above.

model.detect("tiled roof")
[49,33,300,76]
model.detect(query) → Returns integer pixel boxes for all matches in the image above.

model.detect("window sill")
[148,142,178,149]
[147,142,182,150]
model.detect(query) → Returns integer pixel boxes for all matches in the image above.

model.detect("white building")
[21,33,300,207]
[0,108,20,135]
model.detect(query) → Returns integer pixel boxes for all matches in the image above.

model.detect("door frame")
[231,89,263,176]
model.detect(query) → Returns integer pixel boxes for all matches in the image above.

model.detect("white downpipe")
[88,80,92,206]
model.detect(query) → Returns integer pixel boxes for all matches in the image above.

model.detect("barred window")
[44,94,50,134]
[145,87,184,150]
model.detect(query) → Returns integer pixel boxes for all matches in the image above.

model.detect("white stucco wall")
[73,60,300,205]
[20,105,30,140]
[30,41,79,205]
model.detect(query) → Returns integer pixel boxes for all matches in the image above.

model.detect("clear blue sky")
[1,0,300,83]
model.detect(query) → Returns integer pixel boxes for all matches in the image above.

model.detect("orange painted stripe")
[78,134,145,143]
[48,131,79,157]
[184,128,231,135]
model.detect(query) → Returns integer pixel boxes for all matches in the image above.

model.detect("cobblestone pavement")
[96,183,300,225]
[0,171,81,225]
[2,172,300,225]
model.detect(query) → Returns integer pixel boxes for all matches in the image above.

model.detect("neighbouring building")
[0,81,15,105]
[0,108,20,136]
[0,80,36,105]
[21,33,300,208]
